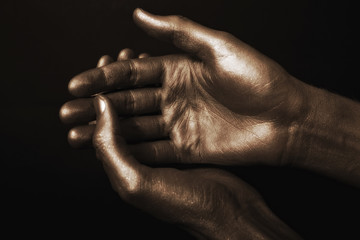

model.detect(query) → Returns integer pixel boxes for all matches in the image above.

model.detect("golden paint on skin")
[97,97,142,192]
[114,163,140,192]
[221,121,273,148]
[195,100,275,160]
[106,143,141,192]
[59,104,72,121]
[216,50,261,87]
[136,9,171,34]
[99,98,106,112]
[68,128,79,140]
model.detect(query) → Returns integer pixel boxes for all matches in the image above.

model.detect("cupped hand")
[92,94,302,240]
[60,9,307,166]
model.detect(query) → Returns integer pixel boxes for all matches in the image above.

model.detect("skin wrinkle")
[164,54,279,163]
[206,103,273,146]
[100,64,115,89]
[184,110,201,154]
[128,59,138,86]
[143,169,237,236]
[171,110,189,151]
[182,73,202,154]
[164,59,205,157]
[126,89,136,114]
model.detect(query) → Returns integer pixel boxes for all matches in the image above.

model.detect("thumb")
[93,95,143,193]
[133,8,221,60]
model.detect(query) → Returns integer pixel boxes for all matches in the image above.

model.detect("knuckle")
[151,142,160,161]
[99,66,110,87]
[168,15,188,40]
[92,133,103,150]
[169,141,183,163]
[125,178,143,197]
[209,30,236,55]
[154,88,163,108]
[170,14,187,24]
[92,129,112,152]
[123,90,136,114]
[155,117,166,136]
[128,59,138,85]
[215,30,234,40]
[212,30,236,50]
[130,117,142,131]
[117,169,145,200]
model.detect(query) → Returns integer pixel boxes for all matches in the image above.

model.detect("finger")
[68,56,164,97]
[93,95,147,193]
[68,115,168,148]
[133,8,221,60]
[138,53,150,59]
[97,55,114,68]
[117,48,135,60]
[129,141,181,165]
[59,87,161,124]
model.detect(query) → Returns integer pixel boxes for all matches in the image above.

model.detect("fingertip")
[132,8,143,24]
[93,95,121,136]
[94,95,107,117]
[68,69,103,97]
[59,102,72,124]
[68,128,82,148]
[133,8,145,19]
[138,53,150,59]
[67,126,93,148]
[132,7,164,29]
[117,48,135,60]
[97,55,114,67]
[134,9,216,60]
[68,75,82,97]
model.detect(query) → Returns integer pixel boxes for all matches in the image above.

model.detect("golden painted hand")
[60,9,306,166]
[92,94,302,240]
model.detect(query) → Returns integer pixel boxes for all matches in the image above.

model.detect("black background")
[1,0,359,239]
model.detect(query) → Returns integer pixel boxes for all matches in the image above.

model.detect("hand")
[92,94,302,240]
[60,9,307,166]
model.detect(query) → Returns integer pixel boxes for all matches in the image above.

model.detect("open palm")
[60,9,306,166]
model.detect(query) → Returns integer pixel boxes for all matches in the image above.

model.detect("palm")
[160,52,294,165]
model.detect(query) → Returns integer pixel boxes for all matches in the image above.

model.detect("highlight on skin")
[92,93,303,240]
[59,7,360,240]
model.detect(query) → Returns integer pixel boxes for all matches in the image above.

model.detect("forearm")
[289,83,360,186]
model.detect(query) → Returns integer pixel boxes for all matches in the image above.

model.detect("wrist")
[215,201,302,240]
[285,83,360,185]
[277,76,312,166]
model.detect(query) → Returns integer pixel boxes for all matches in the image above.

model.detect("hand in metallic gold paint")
[92,94,302,240]
[60,9,306,167]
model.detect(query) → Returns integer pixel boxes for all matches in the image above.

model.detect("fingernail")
[94,95,106,115]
